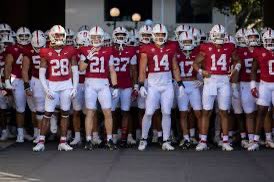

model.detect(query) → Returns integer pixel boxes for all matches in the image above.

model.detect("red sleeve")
[252,47,261,60]
[139,44,148,54]
[199,43,207,53]
[69,46,77,58]
[5,45,14,54]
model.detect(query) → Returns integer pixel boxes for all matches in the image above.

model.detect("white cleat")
[241,139,249,149]
[138,140,147,151]
[127,137,137,145]
[92,137,102,145]
[33,143,45,152]
[33,136,40,144]
[0,130,8,141]
[70,138,82,146]
[16,135,24,143]
[222,143,233,151]
[196,142,208,151]
[24,134,34,141]
[58,143,73,151]
[265,140,274,148]
[248,142,259,151]
[162,141,175,151]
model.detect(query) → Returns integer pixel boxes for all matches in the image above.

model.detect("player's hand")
[178,85,185,97]
[202,70,211,78]
[4,79,13,90]
[112,88,119,98]
[70,88,77,99]
[251,88,259,98]
[25,88,33,97]
[87,47,99,60]
[0,89,7,96]
[46,89,55,100]
[140,86,147,98]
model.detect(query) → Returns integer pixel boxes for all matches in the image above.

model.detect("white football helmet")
[16,27,31,45]
[245,28,260,47]
[112,26,129,47]
[260,27,272,37]
[78,25,90,32]
[262,29,274,51]
[89,26,104,47]
[0,23,11,38]
[235,28,247,47]
[75,30,90,48]
[49,25,66,46]
[103,32,112,47]
[152,24,168,46]
[178,31,195,51]
[128,29,139,46]
[45,30,50,41]
[189,27,201,46]
[199,30,207,43]
[0,34,15,53]
[209,24,226,45]
[11,30,16,40]
[139,25,152,44]
[66,28,75,45]
[224,34,236,46]
[175,24,191,40]
[31,30,46,53]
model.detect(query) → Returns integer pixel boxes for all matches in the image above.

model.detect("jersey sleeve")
[5,45,15,55]
[139,44,148,54]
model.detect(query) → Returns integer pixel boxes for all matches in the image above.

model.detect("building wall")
[66,0,236,34]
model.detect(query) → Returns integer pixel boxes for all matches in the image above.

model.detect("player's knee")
[36,111,45,121]
[44,112,53,119]
[61,110,70,119]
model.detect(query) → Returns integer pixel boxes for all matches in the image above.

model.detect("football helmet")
[112,26,129,47]
[103,32,112,47]
[224,34,236,46]
[152,24,168,46]
[175,24,191,40]
[245,28,260,47]
[128,29,139,46]
[178,31,195,51]
[75,30,90,47]
[199,30,207,43]
[78,25,90,32]
[262,29,274,51]
[260,27,272,37]
[235,28,247,47]
[0,34,15,53]
[66,28,75,45]
[45,30,50,41]
[89,26,104,47]
[49,25,66,46]
[16,27,31,45]
[31,30,46,53]
[139,25,152,44]
[189,27,201,46]
[0,23,11,38]
[209,24,226,45]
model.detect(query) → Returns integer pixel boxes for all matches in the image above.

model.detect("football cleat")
[84,141,94,150]
[16,135,24,143]
[92,137,102,146]
[33,143,45,152]
[196,142,208,151]
[247,142,259,151]
[265,140,274,148]
[179,140,191,150]
[138,139,148,151]
[106,139,117,151]
[33,136,40,144]
[70,138,82,146]
[162,141,175,151]
[0,130,8,141]
[241,139,249,149]
[58,143,73,151]
[222,143,233,151]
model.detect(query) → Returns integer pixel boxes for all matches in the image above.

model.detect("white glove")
[112,88,119,98]
[194,80,203,88]
[140,86,147,98]
[70,88,77,99]
[5,79,13,90]
[232,83,240,99]
[178,85,185,97]
[45,89,55,100]
[87,47,98,60]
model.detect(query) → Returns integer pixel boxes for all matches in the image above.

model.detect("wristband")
[177,80,185,88]
[24,82,31,90]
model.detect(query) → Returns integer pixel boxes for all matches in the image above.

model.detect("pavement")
[0,142,274,182]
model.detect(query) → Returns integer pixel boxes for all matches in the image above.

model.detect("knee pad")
[61,110,70,118]
[44,112,53,119]
[36,111,45,121]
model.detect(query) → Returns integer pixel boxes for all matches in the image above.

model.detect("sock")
[127,133,133,140]
[141,114,152,140]
[153,129,157,137]
[248,134,254,142]
[34,128,39,137]
[183,135,190,142]
[223,135,229,143]
[17,128,23,136]
[240,132,246,139]
[75,132,81,140]
[254,135,260,142]
[200,135,207,142]
[60,136,67,143]
[162,114,171,141]
[265,132,272,141]
[157,131,162,137]
[107,134,112,141]
[189,128,195,137]
[121,127,127,141]
[39,135,45,143]
[86,135,92,141]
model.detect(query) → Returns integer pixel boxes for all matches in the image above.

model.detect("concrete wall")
[66,0,236,34]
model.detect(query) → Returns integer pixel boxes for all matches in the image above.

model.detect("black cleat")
[106,139,117,150]
[84,140,94,150]
[179,140,191,150]
[158,137,163,146]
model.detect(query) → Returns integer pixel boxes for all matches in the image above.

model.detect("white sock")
[86,135,92,141]
[254,135,260,142]
[183,135,190,142]
[162,114,171,141]
[240,132,246,139]
[75,132,81,140]
[17,128,23,136]
[39,135,45,142]
[33,128,39,137]
[223,135,229,142]
[141,114,152,140]
[189,128,195,137]
[248,134,254,142]
[157,131,162,137]
[107,135,112,141]
[265,132,272,141]
[200,135,207,142]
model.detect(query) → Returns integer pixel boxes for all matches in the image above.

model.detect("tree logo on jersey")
[262,53,266,57]
[244,52,247,56]
[48,52,52,56]
[14,48,18,52]
[31,50,34,53]
[208,47,212,51]
[151,48,155,52]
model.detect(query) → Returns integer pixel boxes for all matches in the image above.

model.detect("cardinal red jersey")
[237,47,260,82]
[5,44,32,79]
[40,46,76,81]
[252,47,274,82]
[200,43,235,75]
[79,46,113,79]
[177,47,199,79]
[111,46,137,88]
[0,52,5,82]
[23,48,41,79]
[76,48,85,83]
[139,42,177,73]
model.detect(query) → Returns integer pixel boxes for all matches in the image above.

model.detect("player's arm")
[138,53,148,85]
[71,55,79,90]
[172,54,181,82]
[230,50,241,83]
[250,58,258,82]
[193,52,210,78]
[22,55,32,95]
[130,55,138,88]
[4,53,14,89]
[39,57,48,91]
[79,54,88,71]
[109,65,118,87]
